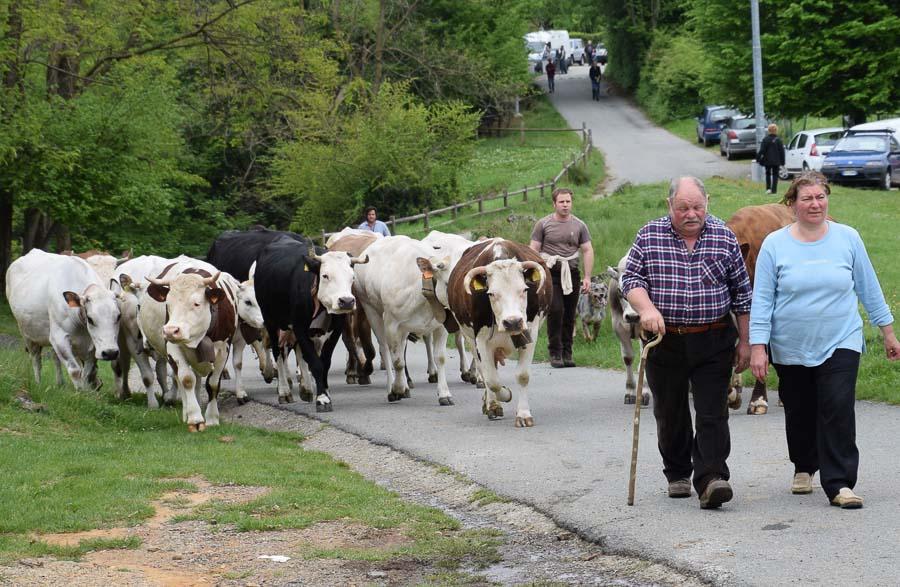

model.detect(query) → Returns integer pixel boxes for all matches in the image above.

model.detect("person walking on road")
[530,188,594,369]
[621,176,752,510]
[545,59,556,93]
[757,124,786,194]
[749,172,900,509]
[588,60,602,101]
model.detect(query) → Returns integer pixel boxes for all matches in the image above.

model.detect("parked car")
[780,127,845,179]
[821,120,900,190]
[567,38,585,65]
[595,43,608,65]
[695,105,739,147]
[718,115,763,160]
[524,30,551,72]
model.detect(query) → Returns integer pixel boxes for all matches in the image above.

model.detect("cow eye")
[87,316,95,326]
[115,315,120,323]
[193,302,201,308]
[322,274,329,280]
[245,300,253,306]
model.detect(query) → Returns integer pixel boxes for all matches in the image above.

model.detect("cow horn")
[147,275,172,286]
[350,254,369,266]
[521,260,546,289]
[463,266,488,295]
[202,271,221,286]
[308,252,323,263]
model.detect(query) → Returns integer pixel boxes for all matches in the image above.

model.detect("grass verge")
[0,345,500,567]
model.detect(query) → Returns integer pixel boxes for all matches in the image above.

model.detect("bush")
[636,31,708,123]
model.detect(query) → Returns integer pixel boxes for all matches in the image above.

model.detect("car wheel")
[726,145,734,160]
[719,143,725,156]
[778,166,790,180]
[703,136,710,147]
[697,134,703,144]
[882,170,892,191]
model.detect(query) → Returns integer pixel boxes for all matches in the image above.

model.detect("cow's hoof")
[263,374,274,384]
[496,386,512,403]
[428,373,438,384]
[237,395,250,405]
[358,375,371,385]
[476,380,485,389]
[439,397,454,406]
[515,416,535,428]
[401,389,411,399]
[279,393,295,404]
[777,398,783,407]
[483,402,503,419]
[346,375,357,384]
[407,380,415,389]
[187,422,206,432]
[460,372,472,383]
[316,402,333,413]
[388,392,403,402]
[116,390,131,401]
[747,400,768,415]
[727,391,742,410]
[641,393,650,406]
[299,389,313,403]
[188,423,199,433]
[623,394,636,405]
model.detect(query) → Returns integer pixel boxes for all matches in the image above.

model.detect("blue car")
[821,128,900,190]
[696,105,740,147]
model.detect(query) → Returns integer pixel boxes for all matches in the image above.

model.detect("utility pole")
[750,0,765,182]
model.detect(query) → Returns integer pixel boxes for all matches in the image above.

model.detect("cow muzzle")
[337,296,356,311]
[163,324,187,342]
[99,348,119,361]
[501,317,525,334]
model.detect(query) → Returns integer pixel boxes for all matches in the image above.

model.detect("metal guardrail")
[320,124,593,243]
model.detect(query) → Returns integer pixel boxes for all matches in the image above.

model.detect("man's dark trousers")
[547,266,579,359]
[645,324,736,494]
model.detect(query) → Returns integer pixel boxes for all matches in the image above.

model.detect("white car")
[780,127,845,179]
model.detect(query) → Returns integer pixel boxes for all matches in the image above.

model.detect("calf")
[254,236,366,410]
[445,238,551,427]
[726,203,794,415]
[6,249,121,390]
[576,276,610,341]
[607,256,648,406]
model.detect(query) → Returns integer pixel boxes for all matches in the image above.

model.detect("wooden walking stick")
[627,333,664,506]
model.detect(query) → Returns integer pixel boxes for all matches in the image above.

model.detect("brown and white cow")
[445,238,551,427]
[726,203,794,415]
[141,261,242,431]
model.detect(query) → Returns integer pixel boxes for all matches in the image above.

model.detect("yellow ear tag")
[470,276,487,291]
[422,270,433,280]
[304,263,310,272]
[526,268,541,283]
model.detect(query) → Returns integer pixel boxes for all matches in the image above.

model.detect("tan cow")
[726,203,794,415]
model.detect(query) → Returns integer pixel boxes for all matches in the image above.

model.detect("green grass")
[0,298,18,337]
[394,96,605,236]
[468,488,509,507]
[0,345,500,567]
[403,177,900,403]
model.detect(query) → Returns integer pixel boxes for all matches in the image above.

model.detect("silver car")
[719,115,764,160]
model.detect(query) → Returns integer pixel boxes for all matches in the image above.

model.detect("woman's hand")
[750,344,769,380]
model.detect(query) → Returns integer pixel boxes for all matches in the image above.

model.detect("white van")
[524,30,551,72]
[546,30,570,57]
[568,38,585,65]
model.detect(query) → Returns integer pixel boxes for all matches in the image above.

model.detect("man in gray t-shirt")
[529,188,594,368]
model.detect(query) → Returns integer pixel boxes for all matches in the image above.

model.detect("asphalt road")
[241,341,900,586]
[542,64,748,192]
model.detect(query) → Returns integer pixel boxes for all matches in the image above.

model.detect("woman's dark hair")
[781,171,830,206]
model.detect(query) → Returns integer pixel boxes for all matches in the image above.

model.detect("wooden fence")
[320,124,593,244]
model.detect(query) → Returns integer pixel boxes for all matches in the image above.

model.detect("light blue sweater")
[749,222,893,367]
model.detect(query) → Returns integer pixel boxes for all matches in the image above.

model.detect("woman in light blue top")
[749,171,900,509]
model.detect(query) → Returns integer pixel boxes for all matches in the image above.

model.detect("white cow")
[353,236,453,405]
[6,249,121,390]
[139,259,261,430]
[606,255,648,405]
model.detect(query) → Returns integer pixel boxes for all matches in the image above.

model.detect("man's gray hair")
[667,176,709,202]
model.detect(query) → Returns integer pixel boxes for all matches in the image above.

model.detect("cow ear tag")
[422,270,433,279]
[525,268,542,284]
[470,275,487,292]
[304,263,310,272]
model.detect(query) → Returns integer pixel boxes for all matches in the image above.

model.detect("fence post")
[519,117,525,146]
[424,207,429,230]
[478,195,484,214]
[389,215,396,232]
[523,185,528,202]
[563,160,568,181]
[550,179,556,194]
[503,190,508,208]
[321,229,327,246]
[540,182,545,199]
[582,121,587,146]
[452,204,458,219]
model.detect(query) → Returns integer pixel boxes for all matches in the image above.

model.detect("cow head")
[305,251,367,314]
[112,273,144,340]
[237,280,264,329]
[147,271,224,346]
[463,259,546,334]
[416,255,452,306]
[62,283,121,360]
[607,257,640,324]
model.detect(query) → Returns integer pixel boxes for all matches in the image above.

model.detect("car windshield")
[832,135,888,153]
[526,41,545,52]
[815,132,842,146]
[731,118,756,130]
[711,109,738,122]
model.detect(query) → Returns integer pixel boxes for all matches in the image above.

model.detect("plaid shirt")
[621,214,751,324]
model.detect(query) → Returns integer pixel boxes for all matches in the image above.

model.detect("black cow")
[206,227,317,281]
[253,236,365,411]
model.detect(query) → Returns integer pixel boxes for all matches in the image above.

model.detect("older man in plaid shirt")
[622,176,752,510]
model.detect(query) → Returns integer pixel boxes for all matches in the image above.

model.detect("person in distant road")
[545,59,556,93]
[750,171,900,509]
[529,188,593,369]
[559,45,568,74]
[588,60,602,101]
[621,176,752,510]
[585,41,594,64]
[757,123,786,195]
[357,206,391,237]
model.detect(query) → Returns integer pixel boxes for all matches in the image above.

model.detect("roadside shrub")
[637,31,708,123]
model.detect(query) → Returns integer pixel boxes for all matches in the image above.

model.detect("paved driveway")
[543,65,748,191]
[242,342,900,586]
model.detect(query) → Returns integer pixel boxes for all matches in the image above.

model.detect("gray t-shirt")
[531,214,591,270]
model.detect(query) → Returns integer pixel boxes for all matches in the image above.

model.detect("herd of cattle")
[4,203,792,432]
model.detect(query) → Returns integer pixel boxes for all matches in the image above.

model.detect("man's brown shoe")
[668,478,691,498]
[699,479,733,509]
[791,472,813,495]
[550,355,564,368]
[562,353,576,368]
[830,487,863,509]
